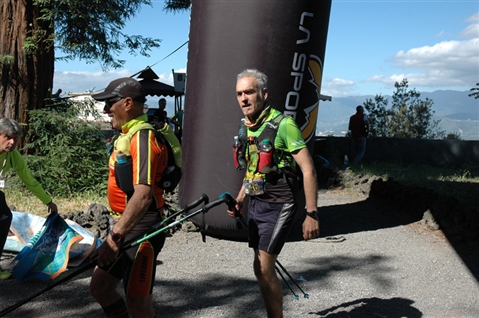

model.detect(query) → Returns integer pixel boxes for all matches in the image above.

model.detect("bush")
[6,97,109,197]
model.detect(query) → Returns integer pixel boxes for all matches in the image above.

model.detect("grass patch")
[347,162,479,208]
[3,189,110,218]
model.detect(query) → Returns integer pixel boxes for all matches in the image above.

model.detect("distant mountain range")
[316,90,479,140]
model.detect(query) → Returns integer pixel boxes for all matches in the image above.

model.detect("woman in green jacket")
[0,118,58,279]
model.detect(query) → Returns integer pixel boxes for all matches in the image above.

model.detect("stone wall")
[314,137,479,167]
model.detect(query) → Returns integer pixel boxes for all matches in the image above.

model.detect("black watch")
[306,211,318,219]
[109,230,124,244]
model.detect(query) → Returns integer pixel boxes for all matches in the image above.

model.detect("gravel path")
[1,189,478,317]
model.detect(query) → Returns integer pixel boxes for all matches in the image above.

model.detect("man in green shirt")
[228,69,320,318]
[0,118,58,279]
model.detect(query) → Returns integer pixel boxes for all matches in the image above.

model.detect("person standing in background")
[348,105,369,164]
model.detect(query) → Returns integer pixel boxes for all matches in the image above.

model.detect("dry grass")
[3,189,110,218]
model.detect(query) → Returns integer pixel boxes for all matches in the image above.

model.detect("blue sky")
[53,1,479,112]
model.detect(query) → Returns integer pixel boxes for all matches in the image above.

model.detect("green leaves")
[6,98,109,198]
[363,79,444,139]
[35,0,160,70]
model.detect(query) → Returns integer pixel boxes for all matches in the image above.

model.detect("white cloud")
[363,14,479,91]
[460,10,479,38]
[53,69,134,94]
[466,12,479,23]
[53,67,187,114]
[53,66,187,94]
[321,77,356,97]
[459,23,479,38]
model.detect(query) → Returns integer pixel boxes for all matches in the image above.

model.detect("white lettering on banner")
[292,52,307,72]
[297,12,314,44]
[285,12,314,117]
[285,91,300,111]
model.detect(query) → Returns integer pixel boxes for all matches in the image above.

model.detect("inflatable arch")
[179,0,332,241]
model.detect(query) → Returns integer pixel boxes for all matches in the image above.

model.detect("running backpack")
[238,114,303,191]
[112,121,182,194]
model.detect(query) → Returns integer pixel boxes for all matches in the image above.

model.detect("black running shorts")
[247,198,296,255]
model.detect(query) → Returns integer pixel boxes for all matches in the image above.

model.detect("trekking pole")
[158,193,209,227]
[221,193,309,299]
[0,193,210,317]
[274,259,309,299]
[275,266,299,300]
[128,193,230,248]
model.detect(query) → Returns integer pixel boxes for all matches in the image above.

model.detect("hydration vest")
[238,114,300,195]
[113,121,183,195]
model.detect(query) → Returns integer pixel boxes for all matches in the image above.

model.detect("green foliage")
[33,0,161,70]
[0,55,14,65]
[6,98,109,197]
[23,25,56,56]
[469,83,479,99]
[444,132,462,140]
[164,0,191,11]
[364,79,444,139]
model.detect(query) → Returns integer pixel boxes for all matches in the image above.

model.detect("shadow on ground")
[0,253,422,318]
[310,297,422,317]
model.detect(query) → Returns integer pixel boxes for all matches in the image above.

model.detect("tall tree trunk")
[0,0,54,148]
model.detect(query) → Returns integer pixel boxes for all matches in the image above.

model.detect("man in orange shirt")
[90,78,168,318]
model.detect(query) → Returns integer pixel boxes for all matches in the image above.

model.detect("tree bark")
[0,0,54,148]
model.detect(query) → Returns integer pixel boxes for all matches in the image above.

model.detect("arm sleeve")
[9,150,52,205]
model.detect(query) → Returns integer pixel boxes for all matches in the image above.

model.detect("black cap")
[92,77,146,103]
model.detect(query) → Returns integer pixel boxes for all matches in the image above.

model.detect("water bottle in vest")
[258,138,273,173]
[115,150,134,194]
[238,118,246,140]
[233,135,246,170]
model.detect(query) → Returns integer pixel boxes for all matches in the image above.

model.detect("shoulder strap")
[259,113,285,144]
[115,122,159,156]
[126,122,155,137]
[158,123,182,168]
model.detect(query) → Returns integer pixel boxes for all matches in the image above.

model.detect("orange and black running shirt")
[108,118,168,213]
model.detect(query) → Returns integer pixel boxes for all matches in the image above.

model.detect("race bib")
[243,174,265,196]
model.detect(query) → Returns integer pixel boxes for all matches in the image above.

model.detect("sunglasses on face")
[104,97,124,109]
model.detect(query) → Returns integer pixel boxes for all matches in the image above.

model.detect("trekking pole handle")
[222,192,241,218]
[199,194,229,213]
[160,193,209,226]
[169,194,228,228]
[186,193,210,208]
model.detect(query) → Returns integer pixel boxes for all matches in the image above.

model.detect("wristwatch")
[109,230,124,244]
[306,211,319,219]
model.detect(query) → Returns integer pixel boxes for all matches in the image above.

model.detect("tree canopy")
[363,79,444,139]
[0,0,184,131]
[37,0,163,70]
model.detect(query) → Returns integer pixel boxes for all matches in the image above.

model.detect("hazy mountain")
[316,90,479,140]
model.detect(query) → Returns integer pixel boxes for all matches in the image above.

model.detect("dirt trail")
[1,189,478,317]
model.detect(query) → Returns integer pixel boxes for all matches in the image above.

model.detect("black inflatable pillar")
[179,0,332,241]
